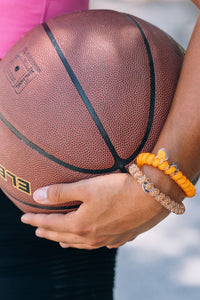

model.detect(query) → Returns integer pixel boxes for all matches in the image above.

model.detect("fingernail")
[35,228,43,237]
[60,242,69,248]
[21,214,29,223]
[33,187,48,203]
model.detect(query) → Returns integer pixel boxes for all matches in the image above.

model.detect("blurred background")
[89,1,200,299]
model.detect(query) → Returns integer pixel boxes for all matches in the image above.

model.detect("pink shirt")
[0,0,89,58]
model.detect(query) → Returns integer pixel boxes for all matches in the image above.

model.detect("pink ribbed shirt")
[0,0,89,58]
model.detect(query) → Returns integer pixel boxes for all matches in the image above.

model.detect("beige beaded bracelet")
[128,164,185,215]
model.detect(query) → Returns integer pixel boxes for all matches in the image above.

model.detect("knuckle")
[86,234,104,247]
[51,231,61,240]
[72,221,89,236]
[47,185,62,203]
[71,221,97,237]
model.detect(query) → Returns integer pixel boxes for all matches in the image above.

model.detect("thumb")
[33,181,87,204]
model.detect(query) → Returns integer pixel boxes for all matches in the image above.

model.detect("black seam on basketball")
[42,22,123,168]
[2,188,80,211]
[124,14,155,162]
[0,17,155,176]
[0,112,120,174]
[42,19,155,166]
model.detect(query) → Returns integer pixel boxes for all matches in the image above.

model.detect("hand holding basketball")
[21,172,170,249]
[0,10,183,214]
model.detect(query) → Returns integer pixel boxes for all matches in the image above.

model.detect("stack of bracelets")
[128,149,196,215]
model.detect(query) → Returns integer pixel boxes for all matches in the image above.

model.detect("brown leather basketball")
[0,10,184,213]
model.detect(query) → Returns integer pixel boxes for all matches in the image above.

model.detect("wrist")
[141,164,185,203]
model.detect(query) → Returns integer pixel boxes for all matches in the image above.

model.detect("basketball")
[0,10,184,213]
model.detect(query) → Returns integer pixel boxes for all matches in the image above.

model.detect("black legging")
[0,189,117,299]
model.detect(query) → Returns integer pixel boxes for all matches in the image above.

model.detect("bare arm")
[144,14,200,203]
[191,0,200,9]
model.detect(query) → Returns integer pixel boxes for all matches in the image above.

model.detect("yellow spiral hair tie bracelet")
[128,164,185,215]
[136,149,196,198]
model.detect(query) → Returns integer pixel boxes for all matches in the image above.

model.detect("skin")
[21,11,200,250]
[191,0,200,9]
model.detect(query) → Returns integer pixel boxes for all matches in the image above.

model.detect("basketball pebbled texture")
[0,10,184,213]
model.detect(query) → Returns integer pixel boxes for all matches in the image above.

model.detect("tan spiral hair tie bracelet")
[128,163,185,215]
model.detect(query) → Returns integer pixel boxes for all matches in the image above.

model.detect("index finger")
[21,211,78,233]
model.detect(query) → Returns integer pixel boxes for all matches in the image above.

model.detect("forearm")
[143,14,200,202]
[191,0,200,9]
[154,14,200,178]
